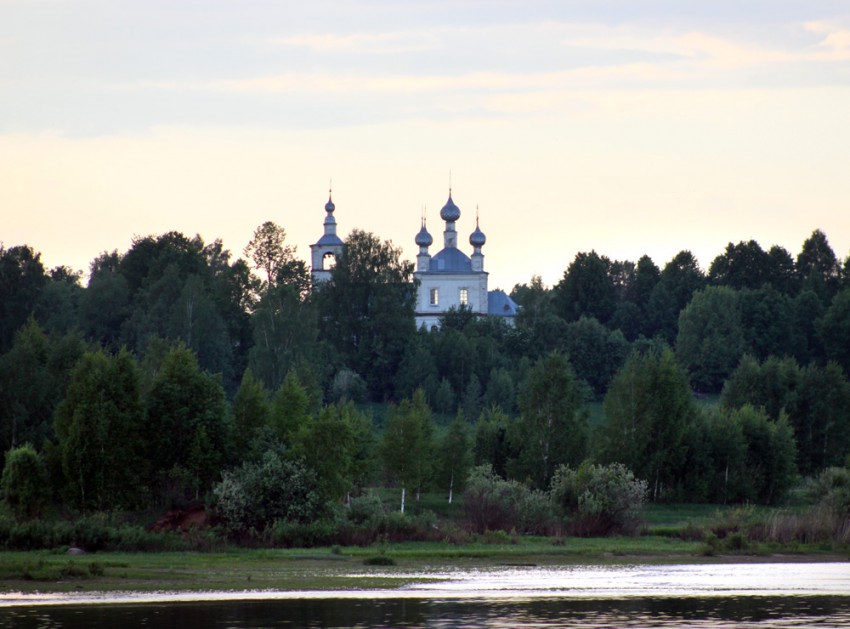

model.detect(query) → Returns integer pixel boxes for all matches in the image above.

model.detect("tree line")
[1,224,849,533]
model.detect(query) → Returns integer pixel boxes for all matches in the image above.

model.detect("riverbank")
[1,536,847,595]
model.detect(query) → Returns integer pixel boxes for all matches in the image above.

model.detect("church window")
[459,288,469,305]
[430,288,439,306]
[322,252,336,271]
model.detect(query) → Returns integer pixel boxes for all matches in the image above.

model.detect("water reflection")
[2,562,850,628]
[4,596,850,628]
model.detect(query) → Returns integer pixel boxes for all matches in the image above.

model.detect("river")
[2,562,849,627]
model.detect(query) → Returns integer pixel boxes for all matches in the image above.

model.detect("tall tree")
[34,266,84,335]
[0,321,85,454]
[561,316,630,398]
[297,401,370,504]
[78,252,131,350]
[53,349,145,511]
[739,286,795,360]
[735,405,798,505]
[248,283,320,391]
[721,355,801,421]
[787,362,850,474]
[708,240,773,290]
[508,352,588,489]
[230,368,271,463]
[243,221,310,298]
[317,229,416,401]
[473,406,512,479]
[144,345,230,498]
[648,250,706,343]
[0,245,47,353]
[379,389,435,512]
[600,348,694,500]
[269,370,312,446]
[796,229,840,300]
[820,288,850,374]
[554,251,617,324]
[676,286,744,392]
[436,412,473,503]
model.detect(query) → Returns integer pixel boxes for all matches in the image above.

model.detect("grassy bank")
[1,532,846,595]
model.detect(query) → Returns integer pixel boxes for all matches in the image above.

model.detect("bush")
[270,519,339,548]
[1,444,49,520]
[214,451,323,535]
[550,462,647,536]
[462,466,554,535]
[805,467,850,515]
[346,491,386,526]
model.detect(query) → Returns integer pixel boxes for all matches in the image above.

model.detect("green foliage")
[599,348,693,500]
[482,367,515,413]
[0,245,47,354]
[230,368,271,462]
[737,406,798,505]
[1,444,49,520]
[462,465,552,534]
[739,286,796,360]
[53,349,145,511]
[554,251,617,324]
[648,250,706,343]
[329,369,368,404]
[820,288,850,374]
[435,413,473,503]
[298,402,369,503]
[720,356,849,476]
[676,286,744,392]
[243,221,306,295]
[549,462,647,536]
[786,362,850,474]
[796,228,840,300]
[677,409,747,504]
[721,355,801,421]
[248,284,319,392]
[269,370,311,445]
[316,229,416,401]
[804,466,850,515]
[379,390,435,511]
[509,352,588,489]
[432,377,455,414]
[214,451,322,534]
[473,406,512,479]
[561,316,630,397]
[144,345,230,499]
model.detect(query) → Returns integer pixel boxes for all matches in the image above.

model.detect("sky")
[2,0,850,291]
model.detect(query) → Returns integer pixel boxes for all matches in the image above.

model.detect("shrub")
[805,467,850,515]
[1,444,49,520]
[270,519,338,548]
[549,462,647,536]
[462,465,554,535]
[213,451,322,535]
[346,490,386,526]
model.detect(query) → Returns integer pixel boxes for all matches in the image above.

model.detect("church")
[310,190,518,329]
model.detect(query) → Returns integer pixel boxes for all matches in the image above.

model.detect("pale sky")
[2,1,849,291]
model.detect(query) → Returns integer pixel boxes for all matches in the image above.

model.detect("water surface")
[2,562,849,628]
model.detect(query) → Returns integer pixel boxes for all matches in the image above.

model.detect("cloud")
[276,30,439,55]
[805,21,850,61]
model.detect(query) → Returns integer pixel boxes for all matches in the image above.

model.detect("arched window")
[322,252,336,271]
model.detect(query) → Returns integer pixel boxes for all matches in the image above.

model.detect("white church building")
[311,189,518,329]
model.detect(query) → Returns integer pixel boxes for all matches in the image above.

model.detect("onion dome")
[325,193,335,213]
[440,193,461,222]
[415,222,433,247]
[470,224,486,247]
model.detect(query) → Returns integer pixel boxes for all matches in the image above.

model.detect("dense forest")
[1,223,849,546]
